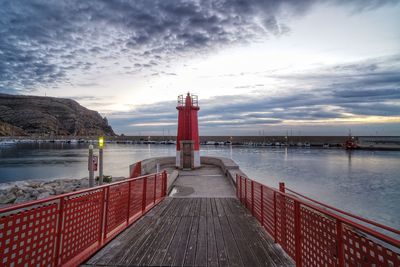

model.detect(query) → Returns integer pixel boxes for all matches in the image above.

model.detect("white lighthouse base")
[194,151,200,168]
[176,151,180,168]
[176,143,201,169]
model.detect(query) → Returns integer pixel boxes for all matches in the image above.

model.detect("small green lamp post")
[98,136,104,185]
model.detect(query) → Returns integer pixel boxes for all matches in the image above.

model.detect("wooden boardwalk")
[85,197,294,266]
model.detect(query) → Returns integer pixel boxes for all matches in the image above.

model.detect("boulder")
[37,192,51,200]
[0,192,17,204]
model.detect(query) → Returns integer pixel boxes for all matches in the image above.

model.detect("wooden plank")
[87,215,151,265]
[145,197,171,217]
[119,217,165,265]
[162,216,191,266]
[251,217,295,266]
[217,204,243,266]
[213,214,229,267]
[188,198,197,217]
[85,197,294,267]
[129,208,178,265]
[195,215,207,266]
[228,198,294,266]
[210,197,219,217]
[200,198,207,217]
[149,216,182,266]
[222,199,260,267]
[118,199,180,265]
[193,197,202,217]
[160,197,181,217]
[206,198,213,218]
[138,210,178,266]
[172,216,194,266]
[215,197,226,216]
[139,201,178,266]
[181,197,194,217]
[184,209,200,266]
[228,200,277,267]
[206,212,219,267]
[87,199,172,265]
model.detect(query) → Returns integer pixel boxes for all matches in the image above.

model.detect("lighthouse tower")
[176,93,200,169]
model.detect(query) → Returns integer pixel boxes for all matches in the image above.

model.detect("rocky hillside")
[0,94,115,136]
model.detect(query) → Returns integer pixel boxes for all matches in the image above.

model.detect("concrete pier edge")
[130,156,247,193]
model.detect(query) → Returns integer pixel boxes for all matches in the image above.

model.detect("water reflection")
[0,143,399,229]
[346,150,352,177]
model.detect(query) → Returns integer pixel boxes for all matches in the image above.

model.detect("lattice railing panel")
[262,187,275,237]
[245,179,252,210]
[0,202,59,266]
[285,198,296,259]
[146,176,155,208]
[106,183,129,234]
[129,179,144,218]
[235,175,400,267]
[301,206,338,266]
[0,172,166,267]
[240,177,246,203]
[253,182,262,221]
[156,174,163,200]
[342,226,400,266]
[275,193,296,259]
[60,190,103,264]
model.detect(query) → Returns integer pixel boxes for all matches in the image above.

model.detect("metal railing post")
[126,181,132,225]
[163,170,167,197]
[142,176,147,213]
[279,182,285,193]
[251,180,255,216]
[294,200,302,267]
[337,219,345,267]
[54,197,65,266]
[153,174,157,204]
[244,178,248,208]
[273,191,277,242]
[261,185,264,227]
[279,182,286,247]
[99,187,107,245]
[103,187,110,239]
[236,174,239,198]
[239,175,242,202]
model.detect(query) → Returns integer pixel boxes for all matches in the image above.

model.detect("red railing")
[0,171,167,267]
[236,174,400,267]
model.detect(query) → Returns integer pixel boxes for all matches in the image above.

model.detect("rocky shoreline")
[0,176,125,207]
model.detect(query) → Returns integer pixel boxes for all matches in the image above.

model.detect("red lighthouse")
[176,93,200,169]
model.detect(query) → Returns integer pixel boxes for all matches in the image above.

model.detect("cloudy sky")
[1,0,399,135]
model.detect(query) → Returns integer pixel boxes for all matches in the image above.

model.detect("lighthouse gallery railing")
[0,171,167,267]
[236,174,400,267]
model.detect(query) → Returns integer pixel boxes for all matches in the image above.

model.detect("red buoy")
[176,92,200,169]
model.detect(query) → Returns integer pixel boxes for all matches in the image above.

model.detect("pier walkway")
[85,165,293,266]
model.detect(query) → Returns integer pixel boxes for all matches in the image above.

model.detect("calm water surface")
[0,143,399,229]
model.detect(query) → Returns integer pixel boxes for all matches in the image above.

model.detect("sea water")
[0,143,399,229]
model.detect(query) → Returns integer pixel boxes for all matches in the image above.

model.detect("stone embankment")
[0,177,124,207]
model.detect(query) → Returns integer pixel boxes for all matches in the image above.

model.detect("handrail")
[252,180,400,247]
[0,172,155,213]
[0,171,168,267]
[236,174,400,267]
[285,187,400,235]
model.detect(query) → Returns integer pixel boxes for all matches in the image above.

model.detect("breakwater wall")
[131,156,246,194]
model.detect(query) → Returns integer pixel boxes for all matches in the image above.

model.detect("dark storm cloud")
[1,0,398,93]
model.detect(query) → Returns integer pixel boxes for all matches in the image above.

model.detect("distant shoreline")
[1,135,400,151]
